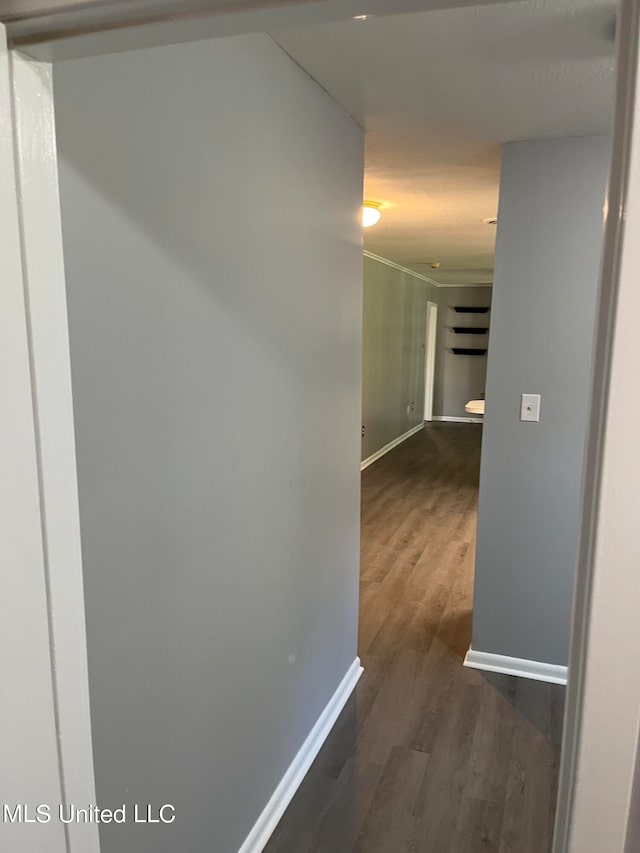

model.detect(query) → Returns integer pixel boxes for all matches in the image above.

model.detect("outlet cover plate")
[520,393,541,422]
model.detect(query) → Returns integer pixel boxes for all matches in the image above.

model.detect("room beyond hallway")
[264,423,564,852]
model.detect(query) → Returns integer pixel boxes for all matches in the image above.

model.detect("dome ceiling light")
[362,201,382,227]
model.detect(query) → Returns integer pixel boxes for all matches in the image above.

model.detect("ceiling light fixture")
[353,14,372,21]
[482,217,498,225]
[362,201,382,227]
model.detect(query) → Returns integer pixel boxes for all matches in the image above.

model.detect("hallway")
[265,423,564,852]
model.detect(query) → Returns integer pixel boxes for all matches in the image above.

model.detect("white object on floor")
[465,399,485,415]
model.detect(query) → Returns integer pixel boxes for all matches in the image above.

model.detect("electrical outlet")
[520,393,541,422]
[410,401,415,412]
[362,424,366,437]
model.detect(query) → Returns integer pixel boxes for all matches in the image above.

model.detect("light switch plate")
[520,393,541,422]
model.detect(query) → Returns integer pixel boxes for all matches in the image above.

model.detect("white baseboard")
[237,657,364,853]
[361,423,424,471]
[463,648,568,685]
[433,415,484,424]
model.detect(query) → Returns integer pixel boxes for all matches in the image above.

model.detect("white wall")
[53,32,363,853]
[361,255,437,460]
[433,286,492,419]
[473,135,609,667]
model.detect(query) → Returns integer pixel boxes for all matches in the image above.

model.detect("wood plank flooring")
[264,423,564,853]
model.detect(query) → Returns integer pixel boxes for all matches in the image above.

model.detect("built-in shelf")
[451,347,487,356]
[453,306,490,314]
[452,327,488,335]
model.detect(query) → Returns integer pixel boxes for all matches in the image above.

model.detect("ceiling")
[3,0,513,46]
[271,0,616,285]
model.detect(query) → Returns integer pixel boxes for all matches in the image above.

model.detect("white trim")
[363,251,492,288]
[361,423,424,471]
[433,415,484,424]
[364,250,441,286]
[237,658,363,853]
[557,2,640,850]
[464,648,568,685]
[0,27,68,851]
[423,301,437,422]
[10,50,99,852]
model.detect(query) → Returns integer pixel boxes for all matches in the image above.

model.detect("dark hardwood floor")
[264,423,564,853]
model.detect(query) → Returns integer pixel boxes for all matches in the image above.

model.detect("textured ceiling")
[272,0,616,284]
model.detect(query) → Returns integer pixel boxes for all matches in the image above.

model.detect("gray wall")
[54,33,363,853]
[433,286,492,419]
[361,256,437,460]
[473,135,609,666]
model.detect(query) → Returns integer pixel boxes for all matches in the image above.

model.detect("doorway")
[2,1,632,852]
[423,300,438,422]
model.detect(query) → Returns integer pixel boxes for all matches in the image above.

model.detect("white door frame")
[423,300,438,422]
[553,1,640,850]
[0,31,68,853]
[4,2,640,852]
[1,34,99,853]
